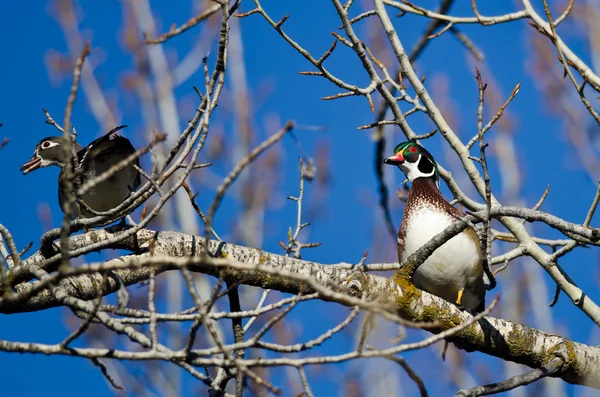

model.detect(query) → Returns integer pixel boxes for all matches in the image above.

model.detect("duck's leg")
[441,289,468,361]
[456,288,464,305]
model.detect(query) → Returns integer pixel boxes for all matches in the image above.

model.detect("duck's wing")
[76,125,129,168]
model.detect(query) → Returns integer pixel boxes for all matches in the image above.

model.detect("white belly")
[401,207,480,299]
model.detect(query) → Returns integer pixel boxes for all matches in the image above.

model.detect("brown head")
[20,137,83,174]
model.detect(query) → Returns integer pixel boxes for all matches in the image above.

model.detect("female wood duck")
[384,141,485,312]
[20,126,141,220]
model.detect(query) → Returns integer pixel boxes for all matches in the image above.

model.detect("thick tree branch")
[2,228,600,390]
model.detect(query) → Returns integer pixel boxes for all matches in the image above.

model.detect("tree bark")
[3,228,600,390]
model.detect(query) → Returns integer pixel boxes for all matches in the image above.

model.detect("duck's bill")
[20,156,42,174]
[383,152,405,165]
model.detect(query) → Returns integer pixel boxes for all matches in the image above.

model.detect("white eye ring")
[40,140,58,150]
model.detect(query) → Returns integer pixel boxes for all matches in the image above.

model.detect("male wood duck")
[384,141,485,312]
[20,125,141,220]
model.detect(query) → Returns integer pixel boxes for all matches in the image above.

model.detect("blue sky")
[1,1,598,396]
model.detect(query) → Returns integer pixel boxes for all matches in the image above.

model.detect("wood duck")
[20,125,141,220]
[384,141,485,312]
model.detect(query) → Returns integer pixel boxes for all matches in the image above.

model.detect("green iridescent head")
[384,141,439,186]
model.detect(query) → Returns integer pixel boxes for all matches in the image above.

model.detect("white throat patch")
[40,157,59,168]
[399,154,436,181]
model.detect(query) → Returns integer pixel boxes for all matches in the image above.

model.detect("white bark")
[3,228,599,390]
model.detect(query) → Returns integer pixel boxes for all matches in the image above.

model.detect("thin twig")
[227,284,245,397]
[466,82,521,150]
[148,264,158,349]
[204,121,295,247]
[58,42,91,270]
[243,289,270,333]
[521,185,550,225]
[475,68,496,290]
[534,0,600,126]
[91,358,124,390]
[455,357,563,396]
[450,27,485,61]
[384,355,428,397]
[297,366,315,397]
[583,179,600,227]
[182,181,223,241]
[145,4,221,44]
[43,108,65,133]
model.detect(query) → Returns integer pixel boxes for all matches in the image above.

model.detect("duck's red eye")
[408,146,418,153]
[41,141,51,149]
